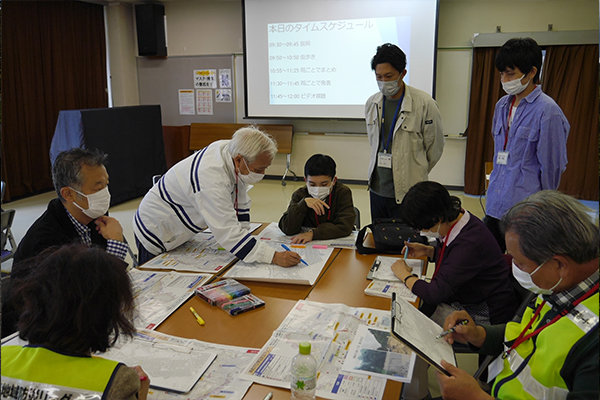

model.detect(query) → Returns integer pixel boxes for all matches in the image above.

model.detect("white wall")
[105,0,599,185]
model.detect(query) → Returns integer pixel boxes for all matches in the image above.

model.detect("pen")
[436,319,468,339]
[263,392,273,400]
[189,306,205,326]
[404,239,410,260]
[281,244,309,266]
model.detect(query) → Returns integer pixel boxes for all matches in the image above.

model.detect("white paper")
[141,232,236,273]
[257,222,357,249]
[364,279,417,302]
[223,242,333,285]
[178,89,195,115]
[391,296,456,373]
[243,300,389,400]
[196,89,213,115]
[342,325,415,382]
[194,69,217,89]
[103,329,257,399]
[219,68,232,88]
[129,269,212,329]
[371,256,423,282]
[215,89,232,102]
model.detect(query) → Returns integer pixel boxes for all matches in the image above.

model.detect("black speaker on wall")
[135,4,167,57]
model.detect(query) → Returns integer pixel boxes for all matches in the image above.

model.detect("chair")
[1,209,17,263]
[353,207,361,230]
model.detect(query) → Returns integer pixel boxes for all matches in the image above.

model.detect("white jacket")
[133,140,275,264]
[365,85,445,202]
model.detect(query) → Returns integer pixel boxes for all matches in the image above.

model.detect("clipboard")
[366,258,381,280]
[390,292,456,376]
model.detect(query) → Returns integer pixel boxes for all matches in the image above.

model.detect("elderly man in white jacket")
[133,126,301,267]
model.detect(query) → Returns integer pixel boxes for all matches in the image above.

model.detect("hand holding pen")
[281,244,308,266]
[436,319,468,339]
[440,310,487,348]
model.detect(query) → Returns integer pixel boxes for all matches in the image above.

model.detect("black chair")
[1,209,17,264]
[353,206,361,230]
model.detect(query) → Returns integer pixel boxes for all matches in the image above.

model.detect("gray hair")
[227,126,277,162]
[501,190,599,264]
[52,148,107,201]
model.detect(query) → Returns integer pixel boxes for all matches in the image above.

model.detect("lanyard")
[433,220,460,278]
[380,93,404,152]
[503,97,517,151]
[314,192,332,226]
[503,282,599,358]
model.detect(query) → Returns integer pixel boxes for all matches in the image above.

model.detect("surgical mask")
[70,186,111,219]
[307,184,332,200]
[238,158,264,185]
[501,75,529,95]
[512,260,562,295]
[377,77,401,97]
[420,224,441,240]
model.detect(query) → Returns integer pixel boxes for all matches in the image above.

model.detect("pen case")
[219,294,265,315]
[195,279,251,306]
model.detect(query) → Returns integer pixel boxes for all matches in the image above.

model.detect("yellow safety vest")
[1,345,121,400]
[492,292,599,400]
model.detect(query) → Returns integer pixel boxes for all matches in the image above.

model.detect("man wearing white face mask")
[484,38,570,252]
[13,148,128,265]
[134,126,301,267]
[436,190,598,400]
[365,43,444,222]
[278,154,355,244]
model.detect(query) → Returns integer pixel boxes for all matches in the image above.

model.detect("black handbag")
[355,218,427,254]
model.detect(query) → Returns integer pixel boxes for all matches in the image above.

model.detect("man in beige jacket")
[365,43,444,222]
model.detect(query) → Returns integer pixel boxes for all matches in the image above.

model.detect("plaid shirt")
[66,210,128,261]
[545,270,599,311]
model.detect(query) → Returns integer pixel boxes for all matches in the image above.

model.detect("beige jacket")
[365,84,444,203]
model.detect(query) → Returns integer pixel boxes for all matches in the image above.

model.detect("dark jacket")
[412,213,518,324]
[278,182,355,240]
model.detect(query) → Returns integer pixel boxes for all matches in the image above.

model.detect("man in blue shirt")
[484,38,569,251]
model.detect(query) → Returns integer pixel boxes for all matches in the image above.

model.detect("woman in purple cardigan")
[392,181,517,326]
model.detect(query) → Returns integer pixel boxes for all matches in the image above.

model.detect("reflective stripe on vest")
[492,293,599,400]
[1,346,120,399]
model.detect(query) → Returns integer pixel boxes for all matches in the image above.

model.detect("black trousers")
[369,190,403,223]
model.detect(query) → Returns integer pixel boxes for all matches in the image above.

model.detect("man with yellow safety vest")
[436,190,598,399]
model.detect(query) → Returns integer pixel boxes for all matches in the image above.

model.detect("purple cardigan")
[412,214,517,324]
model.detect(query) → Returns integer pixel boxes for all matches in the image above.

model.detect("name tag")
[377,152,392,169]
[487,354,504,383]
[496,151,509,165]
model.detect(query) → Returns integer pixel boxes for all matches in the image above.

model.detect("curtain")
[542,45,599,200]
[1,1,107,201]
[463,47,504,195]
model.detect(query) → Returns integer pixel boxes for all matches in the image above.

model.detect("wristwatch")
[403,273,418,284]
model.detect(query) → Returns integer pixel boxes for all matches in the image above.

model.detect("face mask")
[70,186,111,219]
[512,260,562,295]
[377,77,401,97]
[307,184,332,200]
[238,158,264,185]
[420,223,441,240]
[501,74,529,95]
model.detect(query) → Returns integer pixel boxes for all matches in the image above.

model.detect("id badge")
[487,354,505,383]
[377,152,392,169]
[496,151,509,165]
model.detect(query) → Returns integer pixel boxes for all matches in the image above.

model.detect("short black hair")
[52,148,107,201]
[401,181,461,230]
[371,43,407,73]
[304,154,336,178]
[14,244,135,355]
[495,38,542,83]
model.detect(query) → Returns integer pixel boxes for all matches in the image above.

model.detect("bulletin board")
[137,55,235,126]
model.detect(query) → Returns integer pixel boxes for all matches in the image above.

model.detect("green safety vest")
[1,345,121,400]
[491,292,599,400]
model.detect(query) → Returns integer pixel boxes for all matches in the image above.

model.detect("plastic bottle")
[290,342,317,399]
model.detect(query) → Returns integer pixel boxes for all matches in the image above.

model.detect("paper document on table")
[223,242,333,285]
[101,330,216,393]
[364,279,417,302]
[391,294,456,376]
[371,256,423,281]
[101,329,257,399]
[243,300,389,400]
[129,269,212,329]
[257,222,358,249]
[342,324,416,382]
[141,232,237,273]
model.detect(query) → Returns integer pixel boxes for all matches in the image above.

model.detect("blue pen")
[404,239,410,260]
[281,244,309,266]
